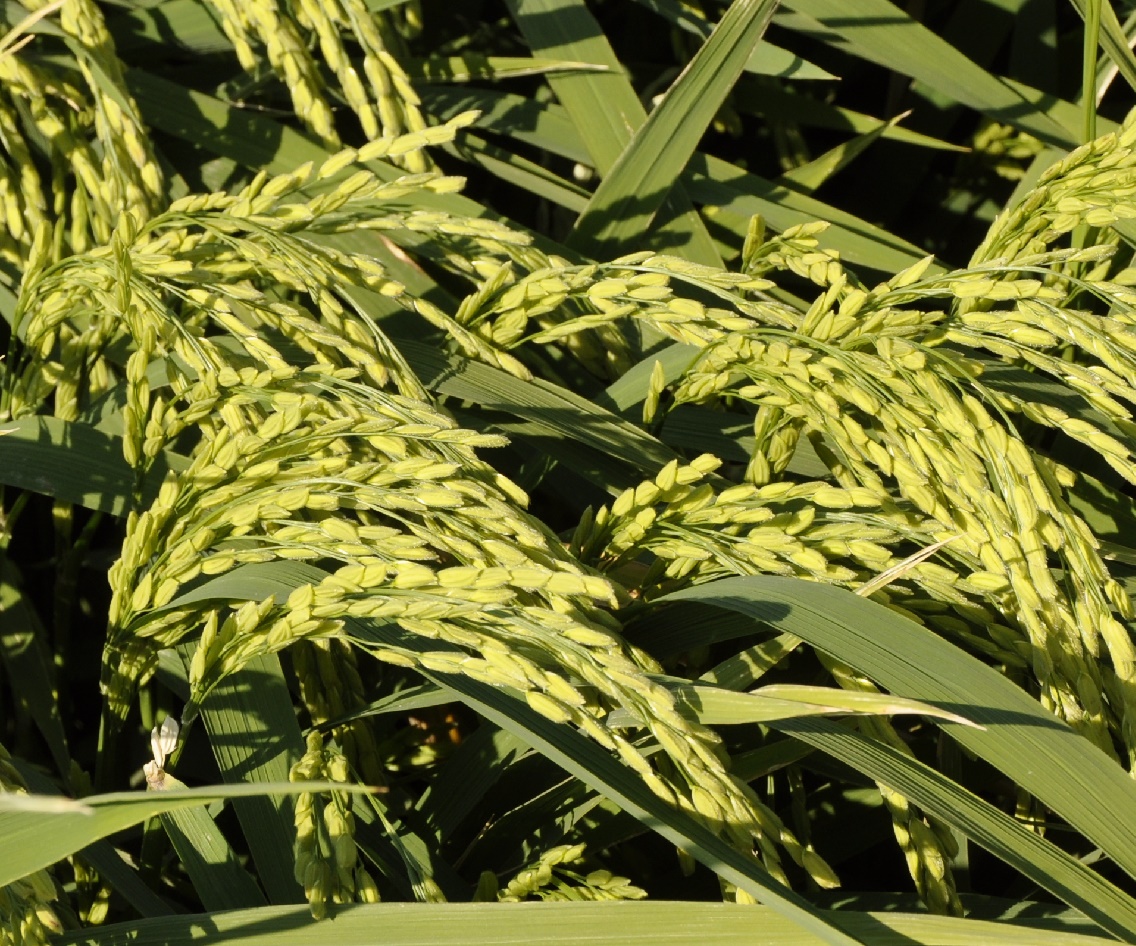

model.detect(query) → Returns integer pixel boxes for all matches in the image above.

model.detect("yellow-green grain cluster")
[0,745,62,946]
[0,115,840,892]
[820,659,962,915]
[454,113,1136,908]
[0,0,162,270]
[551,144,1136,774]
[203,0,430,169]
[293,639,387,786]
[8,22,1136,916]
[497,844,647,902]
[290,731,376,918]
[450,251,784,381]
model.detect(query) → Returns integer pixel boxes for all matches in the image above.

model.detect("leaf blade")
[56,900,1120,946]
[569,0,782,259]
[661,576,1136,885]
[505,0,723,265]
[0,782,372,888]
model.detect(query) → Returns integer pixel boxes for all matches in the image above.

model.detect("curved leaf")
[58,901,1118,946]
[660,576,1136,886]
[0,782,372,888]
[675,681,984,727]
[569,0,782,259]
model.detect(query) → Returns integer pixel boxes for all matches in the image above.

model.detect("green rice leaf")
[780,0,1082,147]
[660,577,1136,885]
[55,890,1120,946]
[569,0,782,260]
[407,55,610,82]
[666,681,983,727]
[505,0,723,265]
[159,775,268,911]
[0,782,373,888]
[195,655,305,904]
[778,716,1136,941]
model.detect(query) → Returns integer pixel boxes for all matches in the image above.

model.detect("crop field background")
[5,1,1136,944]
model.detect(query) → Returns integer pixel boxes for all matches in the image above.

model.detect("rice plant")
[3,2,1136,945]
